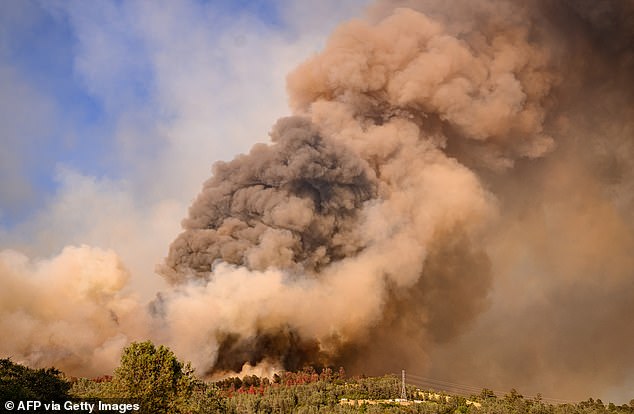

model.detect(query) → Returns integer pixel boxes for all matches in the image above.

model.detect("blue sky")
[0,0,370,287]
[2,1,113,216]
[0,0,281,223]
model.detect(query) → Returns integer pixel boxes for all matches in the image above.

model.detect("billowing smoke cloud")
[158,109,495,374]
[158,0,634,401]
[160,116,378,282]
[159,0,554,376]
[2,0,633,403]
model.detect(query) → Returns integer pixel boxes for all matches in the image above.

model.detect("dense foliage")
[2,344,633,414]
[113,341,195,413]
[0,358,70,405]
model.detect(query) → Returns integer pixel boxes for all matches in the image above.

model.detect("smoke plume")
[1,0,633,402]
[158,0,634,400]
[161,0,553,375]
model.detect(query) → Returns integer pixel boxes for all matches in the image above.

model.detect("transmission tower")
[401,369,407,400]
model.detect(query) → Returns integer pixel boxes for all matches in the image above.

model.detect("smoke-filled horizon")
[1,0,633,404]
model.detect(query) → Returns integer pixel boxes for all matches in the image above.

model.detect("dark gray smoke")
[161,116,377,282]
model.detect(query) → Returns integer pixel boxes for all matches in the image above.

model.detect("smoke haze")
[1,0,633,403]
[0,246,148,377]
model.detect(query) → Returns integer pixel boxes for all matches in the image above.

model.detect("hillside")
[209,370,634,414]
[3,342,633,413]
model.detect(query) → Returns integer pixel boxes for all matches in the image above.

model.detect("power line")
[407,374,486,394]
[407,378,483,397]
[404,372,577,405]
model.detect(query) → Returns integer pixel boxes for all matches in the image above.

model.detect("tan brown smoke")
[0,246,148,376]
[362,0,634,401]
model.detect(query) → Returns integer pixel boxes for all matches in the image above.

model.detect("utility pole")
[401,369,407,400]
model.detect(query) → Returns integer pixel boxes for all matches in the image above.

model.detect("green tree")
[480,388,496,400]
[111,341,195,414]
[0,358,70,405]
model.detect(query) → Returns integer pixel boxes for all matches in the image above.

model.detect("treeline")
[215,372,634,414]
[1,341,633,414]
